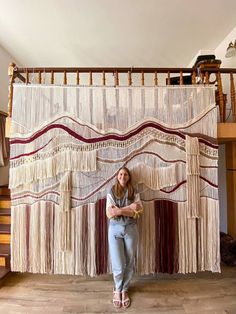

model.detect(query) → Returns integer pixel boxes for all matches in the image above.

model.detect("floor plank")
[0,265,235,313]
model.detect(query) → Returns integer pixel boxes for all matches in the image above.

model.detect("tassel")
[60,171,72,251]
[186,135,200,218]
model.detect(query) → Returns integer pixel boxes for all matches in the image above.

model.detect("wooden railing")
[7,63,236,125]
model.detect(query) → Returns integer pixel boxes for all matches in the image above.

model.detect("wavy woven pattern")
[10,84,220,274]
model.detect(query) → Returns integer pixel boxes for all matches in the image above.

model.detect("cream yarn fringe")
[178,198,220,273]
[60,171,72,251]
[186,135,200,218]
[10,149,97,188]
[11,197,220,275]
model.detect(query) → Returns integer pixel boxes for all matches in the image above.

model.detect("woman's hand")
[108,205,121,218]
[129,203,141,211]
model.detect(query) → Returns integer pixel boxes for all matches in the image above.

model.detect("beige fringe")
[132,163,178,191]
[87,203,96,276]
[9,149,97,188]
[178,202,197,273]
[29,203,41,273]
[186,135,200,218]
[136,201,156,275]
[198,197,220,272]
[178,198,220,274]
[11,205,27,272]
[60,171,72,251]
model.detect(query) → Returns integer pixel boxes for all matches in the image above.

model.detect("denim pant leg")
[108,224,126,292]
[122,224,138,291]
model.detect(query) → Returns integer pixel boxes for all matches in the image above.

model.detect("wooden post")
[115,71,119,86]
[51,71,54,84]
[128,71,132,86]
[179,71,183,85]
[102,71,106,86]
[25,69,29,84]
[141,71,144,86]
[217,72,225,122]
[226,142,236,239]
[230,73,236,122]
[154,71,158,86]
[89,71,93,86]
[63,71,67,85]
[5,63,16,137]
[38,71,42,84]
[76,70,80,85]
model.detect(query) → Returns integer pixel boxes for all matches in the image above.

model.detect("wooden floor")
[0,265,236,314]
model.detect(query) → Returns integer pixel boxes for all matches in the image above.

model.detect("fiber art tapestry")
[10,84,220,275]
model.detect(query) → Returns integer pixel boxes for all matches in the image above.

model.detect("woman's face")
[117,169,130,188]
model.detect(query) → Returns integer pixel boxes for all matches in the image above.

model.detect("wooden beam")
[226,142,236,239]
[217,123,236,143]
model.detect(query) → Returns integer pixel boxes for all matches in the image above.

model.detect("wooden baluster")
[115,71,119,86]
[38,71,42,84]
[201,71,205,84]
[5,63,15,137]
[64,71,67,85]
[230,72,236,122]
[128,71,132,86]
[26,69,29,84]
[51,71,54,84]
[205,71,209,84]
[167,71,171,85]
[141,71,144,86]
[76,70,80,85]
[191,71,196,84]
[89,71,93,85]
[154,71,158,86]
[180,71,183,85]
[217,71,225,122]
[102,71,106,86]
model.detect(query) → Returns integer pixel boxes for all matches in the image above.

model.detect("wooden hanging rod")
[13,66,236,75]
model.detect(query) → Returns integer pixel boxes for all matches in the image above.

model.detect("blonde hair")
[112,167,134,200]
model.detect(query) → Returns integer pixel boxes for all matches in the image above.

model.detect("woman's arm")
[106,193,117,219]
[118,203,141,217]
[119,193,144,218]
[106,191,144,219]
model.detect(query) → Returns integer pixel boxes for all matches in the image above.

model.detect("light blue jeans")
[108,222,138,292]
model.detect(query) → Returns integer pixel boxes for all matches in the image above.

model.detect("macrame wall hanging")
[9,84,220,275]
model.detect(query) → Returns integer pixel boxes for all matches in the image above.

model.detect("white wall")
[0,44,18,112]
[0,45,17,186]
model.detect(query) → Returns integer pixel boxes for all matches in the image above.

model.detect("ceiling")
[0,0,236,67]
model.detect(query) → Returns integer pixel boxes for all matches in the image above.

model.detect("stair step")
[0,224,11,234]
[0,244,10,257]
[0,195,10,200]
[0,216,11,224]
[0,256,8,266]
[0,200,11,208]
[0,186,10,196]
[0,234,10,244]
[0,209,11,216]
[0,266,11,281]
[0,209,11,224]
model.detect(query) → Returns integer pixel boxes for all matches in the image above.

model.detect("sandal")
[113,290,122,309]
[122,290,131,308]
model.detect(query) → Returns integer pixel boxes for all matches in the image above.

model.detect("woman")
[106,167,143,309]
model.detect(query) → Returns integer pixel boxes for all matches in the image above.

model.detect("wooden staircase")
[0,186,11,281]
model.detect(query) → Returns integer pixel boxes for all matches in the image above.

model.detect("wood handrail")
[13,66,236,74]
